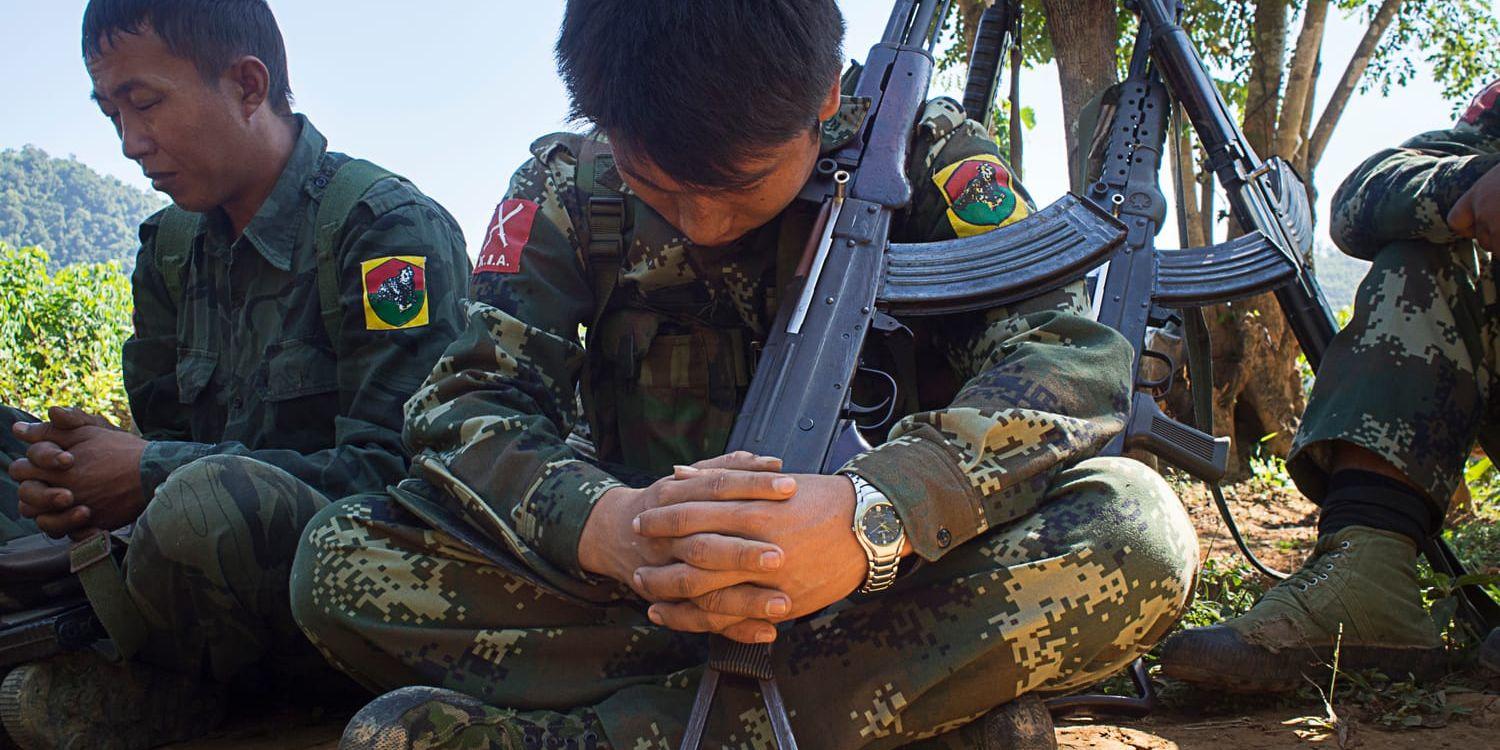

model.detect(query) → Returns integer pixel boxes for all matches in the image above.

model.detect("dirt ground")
[175,480,1500,750]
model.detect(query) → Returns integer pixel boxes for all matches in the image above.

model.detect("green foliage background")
[0,145,164,270]
[0,243,133,422]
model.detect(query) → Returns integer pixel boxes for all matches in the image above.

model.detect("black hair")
[557,0,846,190]
[83,0,294,116]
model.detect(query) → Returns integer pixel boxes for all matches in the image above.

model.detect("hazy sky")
[0,1,1489,258]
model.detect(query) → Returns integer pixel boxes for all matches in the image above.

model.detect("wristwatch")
[847,473,904,594]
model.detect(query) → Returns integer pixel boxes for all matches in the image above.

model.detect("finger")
[633,563,749,601]
[7,458,65,485]
[17,481,75,517]
[34,506,92,539]
[671,534,784,572]
[718,618,779,644]
[685,452,784,473]
[1447,191,1475,237]
[10,421,80,449]
[692,584,792,620]
[25,441,73,471]
[645,602,747,635]
[47,407,110,430]
[1477,219,1495,254]
[655,470,796,506]
[634,502,751,539]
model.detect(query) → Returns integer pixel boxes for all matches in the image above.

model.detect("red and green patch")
[361,256,429,330]
[932,154,1029,237]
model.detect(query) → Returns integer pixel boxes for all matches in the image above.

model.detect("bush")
[0,243,133,422]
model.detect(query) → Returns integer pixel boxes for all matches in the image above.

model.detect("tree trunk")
[1274,0,1329,160]
[1243,0,1289,157]
[1307,0,1405,170]
[957,0,988,51]
[1040,0,1119,189]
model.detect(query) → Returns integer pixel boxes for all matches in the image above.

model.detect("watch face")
[860,503,903,546]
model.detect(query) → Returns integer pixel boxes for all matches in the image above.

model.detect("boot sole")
[0,653,225,750]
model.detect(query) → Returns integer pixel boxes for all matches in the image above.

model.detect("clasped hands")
[578,451,872,645]
[1448,161,1500,252]
[7,406,148,539]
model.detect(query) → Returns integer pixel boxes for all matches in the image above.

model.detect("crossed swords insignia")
[485,202,526,253]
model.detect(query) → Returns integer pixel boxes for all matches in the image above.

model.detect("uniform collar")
[233,114,327,271]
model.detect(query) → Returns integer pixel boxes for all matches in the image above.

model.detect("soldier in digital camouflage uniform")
[1159,77,1500,691]
[0,2,468,748]
[290,2,1199,749]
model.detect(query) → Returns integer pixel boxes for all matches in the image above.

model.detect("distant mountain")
[1311,242,1371,314]
[0,145,164,269]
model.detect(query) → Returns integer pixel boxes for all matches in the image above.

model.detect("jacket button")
[936,528,952,548]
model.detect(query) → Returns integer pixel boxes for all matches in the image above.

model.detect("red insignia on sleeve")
[1461,79,1500,125]
[475,199,539,275]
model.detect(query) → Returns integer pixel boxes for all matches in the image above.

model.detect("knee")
[1059,457,1199,619]
[290,499,362,641]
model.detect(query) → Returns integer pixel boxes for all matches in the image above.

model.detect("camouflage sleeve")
[122,211,194,442]
[137,188,472,499]
[842,110,1133,561]
[1330,81,1500,258]
[403,136,623,578]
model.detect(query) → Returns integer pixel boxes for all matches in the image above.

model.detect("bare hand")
[1448,162,1500,252]
[632,473,870,643]
[10,409,147,537]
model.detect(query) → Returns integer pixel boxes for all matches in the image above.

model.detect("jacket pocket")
[174,349,219,405]
[263,338,338,402]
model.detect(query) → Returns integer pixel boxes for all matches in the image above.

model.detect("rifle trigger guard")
[1136,348,1175,393]
[849,366,900,430]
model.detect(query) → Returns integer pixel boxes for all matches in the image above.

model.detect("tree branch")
[1306,0,1405,170]
[1274,0,1329,160]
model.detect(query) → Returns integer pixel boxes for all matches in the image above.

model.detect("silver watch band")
[848,474,904,594]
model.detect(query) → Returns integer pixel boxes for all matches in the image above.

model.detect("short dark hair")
[557,0,846,190]
[82,0,294,116]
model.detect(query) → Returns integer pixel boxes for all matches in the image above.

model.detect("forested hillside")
[0,145,164,269]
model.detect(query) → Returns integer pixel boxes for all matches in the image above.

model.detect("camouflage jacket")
[404,98,1134,582]
[1331,79,1500,259]
[124,116,471,501]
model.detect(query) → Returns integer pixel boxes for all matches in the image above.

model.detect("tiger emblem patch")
[933,153,1030,237]
[361,256,429,330]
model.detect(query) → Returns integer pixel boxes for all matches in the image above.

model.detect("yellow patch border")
[931,153,1030,238]
[361,255,430,331]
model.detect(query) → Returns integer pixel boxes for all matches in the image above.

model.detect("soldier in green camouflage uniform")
[289,3,1198,749]
[1159,78,1500,691]
[0,3,468,748]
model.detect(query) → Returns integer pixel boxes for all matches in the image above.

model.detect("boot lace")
[1281,540,1352,593]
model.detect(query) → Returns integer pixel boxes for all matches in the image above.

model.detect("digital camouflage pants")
[0,419,331,685]
[1290,238,1500,514]
[291,456,1198,750]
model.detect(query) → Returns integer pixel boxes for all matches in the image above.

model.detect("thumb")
[47,407,110,430]
[14,421,87,450]
[1447,189,1476,238]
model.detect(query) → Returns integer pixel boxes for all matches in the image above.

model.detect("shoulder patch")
[475,199,538,275]
[932,153,1030,237]
[1461,79,1500,126]
[362,256,429,330]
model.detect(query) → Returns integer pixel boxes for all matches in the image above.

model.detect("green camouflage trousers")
[1,439,332,683]
[1290,239,1499,512]
[123,454,332,682]
[0,406,41,542]
[291,456,1197,750]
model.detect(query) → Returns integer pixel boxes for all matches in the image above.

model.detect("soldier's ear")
[817,78,842,123]
[224,55,272,119]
